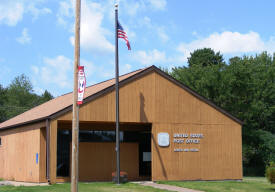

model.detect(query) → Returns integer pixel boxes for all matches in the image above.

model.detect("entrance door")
[139,131,151,179]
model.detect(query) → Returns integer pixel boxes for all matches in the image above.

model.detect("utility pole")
[71,0,81,192]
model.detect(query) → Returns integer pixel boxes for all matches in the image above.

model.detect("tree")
[40,90,54,104]
[187,48,224,67]
[5,74,36,118]
[0,74,54,122]
[171,48,226,104]
[0,85,7,122]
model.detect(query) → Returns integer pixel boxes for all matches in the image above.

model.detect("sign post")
[71,0,81,192]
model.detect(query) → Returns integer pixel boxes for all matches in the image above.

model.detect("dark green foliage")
[0,74,54,123]
[266,162,275,184]
[187,48,224,67]
[170,49,275,176]
[0,85,8,122]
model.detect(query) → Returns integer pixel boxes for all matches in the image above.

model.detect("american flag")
[117,21,131,50]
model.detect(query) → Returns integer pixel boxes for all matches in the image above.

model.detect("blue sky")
[1,0,275,96]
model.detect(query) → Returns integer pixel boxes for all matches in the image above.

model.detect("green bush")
[266,162,275,184]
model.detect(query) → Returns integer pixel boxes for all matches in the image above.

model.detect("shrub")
[266,162,275,184]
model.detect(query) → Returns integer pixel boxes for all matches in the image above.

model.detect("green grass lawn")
[158,177,275,192]
[0,182,168,192]
[0,177,274,192]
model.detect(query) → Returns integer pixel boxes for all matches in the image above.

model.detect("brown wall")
[49,119,57,183]
[39,127,47,182]
[1,70,241,183]
[77,142,139,181]
[58,72,156,123]
[151,72,242,180]
[55,71,242,182]
[0,122,45,182]
[151,123,242,181]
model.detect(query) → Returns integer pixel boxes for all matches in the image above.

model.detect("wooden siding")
[53,71,242,182]
[0,122,45,182]
[151,123,242,180]
[0,70,242,183]
[151,73,242,180]
[58,72,156,123]
[39,127,47,182]
[49,119,57,184]
[77,142,139,181]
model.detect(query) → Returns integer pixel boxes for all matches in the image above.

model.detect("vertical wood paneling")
[49,119,57,184]
[152,73,242,181]
[58,72,156,123]
[77,142,139,181]
[0,70,242,183]
[39,128,47,182]
[56,71,242,182]
[0,122,44,182]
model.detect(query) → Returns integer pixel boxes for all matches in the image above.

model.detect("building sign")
[77,66,86,105]
[173,133,204,152]
[158,132,170,147]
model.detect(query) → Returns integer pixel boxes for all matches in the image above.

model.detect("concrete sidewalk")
[0,181,49,187]
[137,181,204,192]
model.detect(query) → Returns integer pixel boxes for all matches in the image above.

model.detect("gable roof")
[0,66,242,130]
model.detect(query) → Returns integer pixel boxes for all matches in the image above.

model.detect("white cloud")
[80,59,95,78]
[121,1,143,16]
[31,66,39,75]
[148,0,166,10]
[0,1,24,26]
[30,55,98,96]
[31,55,73,89]
[16,28,31,44]
[28,3,52,21]
[57,0,167,52]
[177,31,275,62]
[142,16,152,27]
[121,64,132,74]
[138,16,169,43]
[58,0,114,53]
[133,49,166,66]
[42,56,72,88]
[157,27,169,42]
[57,0,74,27]
[0,0,51,26]
[120,0,166,16]
[78,1,114,53]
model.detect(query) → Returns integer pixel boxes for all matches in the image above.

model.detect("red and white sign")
[77,66,86,105]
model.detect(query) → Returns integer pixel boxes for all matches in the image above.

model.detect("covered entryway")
[56,121,151,181]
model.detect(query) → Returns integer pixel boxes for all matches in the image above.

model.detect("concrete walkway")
[0,181,49,187]
[137,181,204,192]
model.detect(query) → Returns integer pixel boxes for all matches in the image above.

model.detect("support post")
[46,119,50,182]
[71,0,81,191]
[115,4,120,184]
